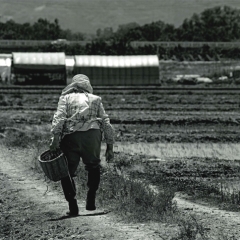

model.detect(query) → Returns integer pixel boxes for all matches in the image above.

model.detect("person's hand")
[49,136,60,151]
[105,149,114,163]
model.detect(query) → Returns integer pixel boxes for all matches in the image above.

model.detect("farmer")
[49,74,115,216]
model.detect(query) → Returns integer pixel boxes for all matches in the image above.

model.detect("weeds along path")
[114,144,240,240]
[0,144,173,240]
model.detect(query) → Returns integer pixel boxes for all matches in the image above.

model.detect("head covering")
[61,74,93,96]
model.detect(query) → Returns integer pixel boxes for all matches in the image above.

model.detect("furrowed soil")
[2,87,240,143]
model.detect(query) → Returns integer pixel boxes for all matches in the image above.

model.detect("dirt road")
[0,144,174,240]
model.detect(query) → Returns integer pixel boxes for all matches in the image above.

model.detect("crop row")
[108,110,240,123]
[2,86,240,95]
[1,93,240,108]
[115,153,240,178]
[1,104,240,112]
[1,110,240,143]
[1,108,240,125]
[2,89,240,98]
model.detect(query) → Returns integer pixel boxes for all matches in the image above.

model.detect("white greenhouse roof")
[74,55,159,67]
[12,52,66,66]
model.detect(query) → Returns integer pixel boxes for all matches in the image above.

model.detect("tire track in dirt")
[0,144,173,240]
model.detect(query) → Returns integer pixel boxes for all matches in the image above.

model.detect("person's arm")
[97,98,115,162]
[105,143,114,163]
[50,95,67,151]
[49,133,61,151]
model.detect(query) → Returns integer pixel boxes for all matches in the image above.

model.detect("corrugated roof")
[74,55,159,67]
[12,52,66,66]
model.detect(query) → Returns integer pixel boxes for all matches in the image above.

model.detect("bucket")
[38,149,69,182]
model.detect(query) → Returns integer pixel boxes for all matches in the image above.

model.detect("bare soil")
[2,87,240,143]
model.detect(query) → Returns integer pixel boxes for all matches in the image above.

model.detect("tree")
[140,22,162,41]
[32,18,61,40]
[1,20,19,39]
[115,22,140,39]
[178,6,240,41]
[20,23,32,40]
[201,6,240,41]
[96,27,114,40]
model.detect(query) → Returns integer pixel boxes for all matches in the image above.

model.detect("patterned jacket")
[51,92,115,144]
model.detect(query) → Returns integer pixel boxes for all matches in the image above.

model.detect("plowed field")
[1,86,240,239]
[1,87,240,143]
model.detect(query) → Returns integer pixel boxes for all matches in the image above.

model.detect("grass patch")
[98,166,176,222]
[112,151,240,212]
[2,125,51,148]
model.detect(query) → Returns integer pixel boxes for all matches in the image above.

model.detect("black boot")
[86,167,100,211]
[61,176,79,216]
[67,199,79,216]
[86,190,96,211]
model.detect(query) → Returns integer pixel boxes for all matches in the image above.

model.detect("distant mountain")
[0,0,240,34]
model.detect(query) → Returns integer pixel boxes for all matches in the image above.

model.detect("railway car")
[73,55,160,85]
[11,52,67,85]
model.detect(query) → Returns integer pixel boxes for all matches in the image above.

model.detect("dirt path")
[0,145,174,240]
[174,193,240,239]
[1,144,240,239]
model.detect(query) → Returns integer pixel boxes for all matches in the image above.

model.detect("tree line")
[1,5,240,59]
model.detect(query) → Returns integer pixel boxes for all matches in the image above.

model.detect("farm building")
[11,52,67,85]
[73,55,159,85]
[0,54,11,83]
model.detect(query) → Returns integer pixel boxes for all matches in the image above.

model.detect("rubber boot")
[67,199,79,216]
[86,190,96,211]
[86,167,100,211]
[61,176,79,215]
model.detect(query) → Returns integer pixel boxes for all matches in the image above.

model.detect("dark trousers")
[60,129,101,202]
[61,168,100,202]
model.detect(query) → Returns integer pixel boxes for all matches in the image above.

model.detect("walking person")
[49,74,115,216]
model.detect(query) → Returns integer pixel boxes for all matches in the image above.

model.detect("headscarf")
[61,74,93,96]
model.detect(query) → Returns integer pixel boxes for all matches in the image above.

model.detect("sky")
[0,0,240,33]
